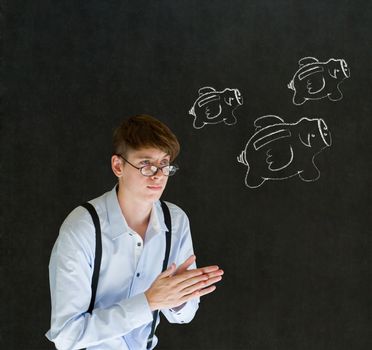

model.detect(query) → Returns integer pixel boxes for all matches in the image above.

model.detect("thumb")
[159,263,176,278]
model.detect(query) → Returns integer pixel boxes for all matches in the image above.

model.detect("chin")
[144,191,163,203]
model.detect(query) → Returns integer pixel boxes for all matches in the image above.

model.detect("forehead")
[128,147,170,160]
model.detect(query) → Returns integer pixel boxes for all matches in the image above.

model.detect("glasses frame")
[115,154,179,177]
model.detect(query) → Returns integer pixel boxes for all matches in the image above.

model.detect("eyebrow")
[134,155,170,161]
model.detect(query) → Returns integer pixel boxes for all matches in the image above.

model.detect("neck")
[116,185,153,238]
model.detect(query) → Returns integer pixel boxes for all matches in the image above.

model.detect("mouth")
[147,185,163,191]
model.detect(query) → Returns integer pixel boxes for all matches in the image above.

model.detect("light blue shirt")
[46,186,199,350]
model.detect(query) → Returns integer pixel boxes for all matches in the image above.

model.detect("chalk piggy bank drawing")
[189,86,243,129]
[237,115,331,188]
[288,57,350,105]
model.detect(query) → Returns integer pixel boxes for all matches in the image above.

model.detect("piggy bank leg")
[298,165,321,182]
[245,170,266,188]
[292,93,307,105]
[193,118,206,129]
[223,115,237,126]
[328,86,343,101]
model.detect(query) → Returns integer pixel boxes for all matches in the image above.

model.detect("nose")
[151,167,164,179]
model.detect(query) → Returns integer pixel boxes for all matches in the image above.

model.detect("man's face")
[119,147,171,204]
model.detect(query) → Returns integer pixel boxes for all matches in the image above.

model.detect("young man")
[46,115,223,350]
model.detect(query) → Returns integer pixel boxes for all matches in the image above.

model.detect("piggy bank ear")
[254,115,284,130]
[298,130,312,147]
[198,86,216,95]
[327,68,338,79]
[224,95,234,106]
[298,57,318,66]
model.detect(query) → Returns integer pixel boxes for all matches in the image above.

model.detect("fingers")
[178,284,218,305]
[158,264,222,295]
[151,261,224,310]
[203,269,224,279]
[179,273,222,295]
[198,265,221,274]
[172,266,223,299]
[196,285,217,297]
[171,264,223,287]
[175,274,209,292]
[171,266,205,283]
[175,255,196,274]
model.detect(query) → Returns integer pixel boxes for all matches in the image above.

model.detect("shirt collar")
[146,201,169,241]
[106,185,168,240]
[106,185,132,239]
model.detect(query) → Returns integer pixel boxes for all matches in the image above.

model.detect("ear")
[111,155,124,177]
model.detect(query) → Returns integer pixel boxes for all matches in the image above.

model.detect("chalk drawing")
[189,87,243,129]
[237,115,331,188]
[288,57,350,105]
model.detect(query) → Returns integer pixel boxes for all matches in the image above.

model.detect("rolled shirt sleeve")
[161,298,199,324]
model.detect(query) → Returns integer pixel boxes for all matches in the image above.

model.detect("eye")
[140,160,150,166]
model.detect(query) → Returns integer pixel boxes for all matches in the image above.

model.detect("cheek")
[123,172,144,187]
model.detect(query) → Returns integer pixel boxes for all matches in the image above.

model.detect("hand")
[145,255,224,311]
[174,255,224,291]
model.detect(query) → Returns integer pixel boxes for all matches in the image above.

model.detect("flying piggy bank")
[189,86,243,129]
[288,57,350,105]
[237,115,331,188]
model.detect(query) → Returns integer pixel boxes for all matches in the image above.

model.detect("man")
[46,114,223,350]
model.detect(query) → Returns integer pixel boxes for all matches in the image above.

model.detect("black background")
[2,1,372,349]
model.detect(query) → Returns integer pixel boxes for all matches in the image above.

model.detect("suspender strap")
[160,200,172,272]
[146,200,172,349]
[81,202,102,314]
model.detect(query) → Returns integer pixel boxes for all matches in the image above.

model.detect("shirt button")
[136,273,140,277]
[137,242,142,247]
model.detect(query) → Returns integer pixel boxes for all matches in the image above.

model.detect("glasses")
[116,154,179,177]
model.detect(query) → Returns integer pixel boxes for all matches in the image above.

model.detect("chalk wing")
[265,145,294,171]
[254,115,284,130]
[299,57,319,66]
[306,76,326,95]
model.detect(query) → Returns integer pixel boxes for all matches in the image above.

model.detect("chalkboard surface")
[2,1,372,349]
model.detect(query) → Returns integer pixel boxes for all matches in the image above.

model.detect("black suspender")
[146,200,172,349]
[80,202,102,315]
[81,200,172,350]
[79,202,102,350]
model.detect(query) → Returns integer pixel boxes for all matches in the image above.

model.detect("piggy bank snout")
[318,119,332,147]
[341,59,350,78]
[233,89,243,105]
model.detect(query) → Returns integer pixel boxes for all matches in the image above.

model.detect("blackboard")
[2,1,372,349]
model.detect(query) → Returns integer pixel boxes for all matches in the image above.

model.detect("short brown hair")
[113,114,180,161]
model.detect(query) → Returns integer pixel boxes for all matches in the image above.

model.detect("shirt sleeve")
[160,206,200,324]
[46,215,153,350]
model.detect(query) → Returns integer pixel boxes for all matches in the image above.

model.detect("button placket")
[133,235,144,280]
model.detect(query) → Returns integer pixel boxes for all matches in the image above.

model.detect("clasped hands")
[145,255,223,311]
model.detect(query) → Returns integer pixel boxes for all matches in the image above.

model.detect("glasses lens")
[166,165,178,176]
[140,165,178,176]
[141,165,158,176]
[161,166,170,176]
